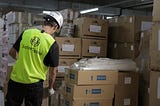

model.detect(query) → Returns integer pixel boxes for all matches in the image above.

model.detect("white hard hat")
[43,11,63,29]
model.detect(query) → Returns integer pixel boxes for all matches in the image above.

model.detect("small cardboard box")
[117,71,139,86]
[64,97,113,106]
[66,69,118,85]
[55,37,81,58]
[81,38,107,57]
[114,86,138,106]
[74,17,108,38]
[65,83,115,99]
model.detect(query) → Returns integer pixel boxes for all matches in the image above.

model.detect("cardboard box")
[65,83,115,99]
[117,71,139,86]
[150,23,160,70]
[58,58,78,73]
[55,37,81,58]
[82,38,107,57]
[66,69,118,85]
[153,0,160,21]
[109,16,152,42]
[149,71,160,106]
[64,98,113,106]
[108,42,139,59]
[74,17,108,38]
[114,86,138,106]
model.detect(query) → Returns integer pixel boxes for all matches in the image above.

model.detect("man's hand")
[48,88,55,96]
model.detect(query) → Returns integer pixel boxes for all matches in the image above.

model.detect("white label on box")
[90,25,102,33]
[58,66,70,73]
[124,98,131,106]
[129,17,133,23]
[62,44,74,52]
[157,77,160,99]
[124,77,132,84]
[131,45,134,51]
[141,32,144,38]
[89,46,101,54]
[141,21,152,31]
[114,43,117,48]
[115,18,118,22]
[158,30,160,51]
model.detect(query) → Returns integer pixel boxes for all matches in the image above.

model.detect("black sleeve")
[43,41,59,67]
[13,32,23,52]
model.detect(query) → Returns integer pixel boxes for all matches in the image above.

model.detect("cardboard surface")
[109,16,152,42]
[64,98,113,106]
[114,86,138,106]
[65,83,115,99]
[55,37,81,57]
[153,0,160,21]
[149,71,160,106]
[82,38,107,57]
[117,71,139,86]
[66,69,118,85]
[74,17,108,38]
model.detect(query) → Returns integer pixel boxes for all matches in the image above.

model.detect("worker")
[5,11,63,106]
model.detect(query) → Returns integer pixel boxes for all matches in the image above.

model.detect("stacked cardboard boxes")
[149,0,160,106]
[60,9,79,37]
[6,11,31,64]
[114,71,139,106]
[63,69,118,106]
[108,16,152,59]
[73,17,108,58]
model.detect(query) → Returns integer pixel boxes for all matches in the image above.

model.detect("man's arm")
[9,47,18,60]
[49,67,57,89]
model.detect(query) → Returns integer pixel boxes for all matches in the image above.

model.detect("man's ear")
[53,25,58,30]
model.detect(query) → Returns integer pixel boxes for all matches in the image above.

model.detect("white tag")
[62,44,75,52]
[115,18,118,22]
[157,77,160,99]
[90,25,102,33]
[89,46,101,53]
[124,77,132,84]
[114,43,117,48]
[58,66,70,73]
[131,45,134,51]
[129,17,133,23]
[141,21,152,31]
[158,30,160,51]
[141,32,144,38]
[124,98,131,105]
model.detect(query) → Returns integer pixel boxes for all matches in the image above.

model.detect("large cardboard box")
[82,38,107,57]
[66,69,118,85]
[74,17,108,38]
[64,98,113,106]
[108,42,139,59]
[55,37,81,58]
[65,83,115,99]
[149,71,160,106]
[153,0,160,21]
[109,16,152,42]
[58,58,78,73]
[114,86,138,106]
[117,71,139,86]
[150,23,160,70]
